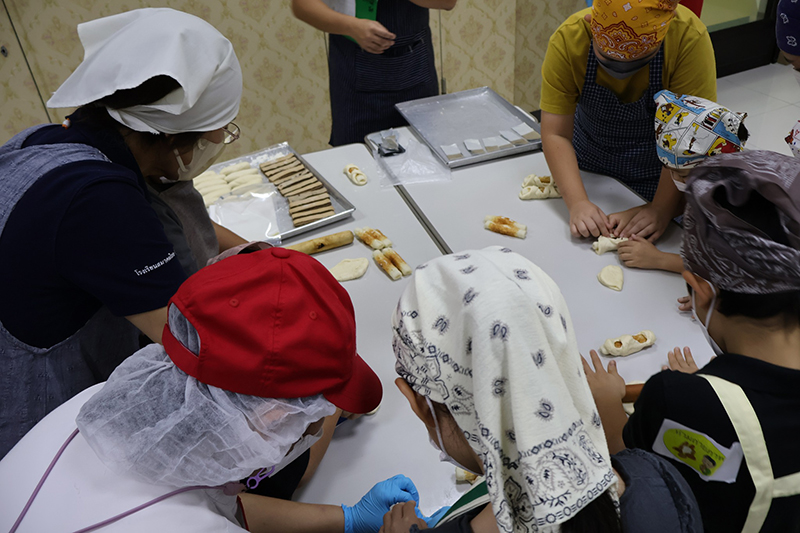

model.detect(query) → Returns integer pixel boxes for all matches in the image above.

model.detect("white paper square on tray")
[441,143,464,161]
[500,129,527,146]
[464,138,485,155]
[512,122,541,141]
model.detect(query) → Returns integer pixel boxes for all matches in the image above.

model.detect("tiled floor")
[718,63,800,156]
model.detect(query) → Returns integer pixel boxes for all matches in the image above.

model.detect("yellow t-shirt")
[540,6,717,115]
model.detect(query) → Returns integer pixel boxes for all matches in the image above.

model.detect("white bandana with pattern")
[393,247,616,533]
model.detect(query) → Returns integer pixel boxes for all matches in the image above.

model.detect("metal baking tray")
[395,87,541,169]
[208,142,355,241]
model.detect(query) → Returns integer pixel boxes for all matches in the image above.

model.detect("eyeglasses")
[223,122,240,144]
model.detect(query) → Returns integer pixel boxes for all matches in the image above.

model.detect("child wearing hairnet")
[2,247,438,533]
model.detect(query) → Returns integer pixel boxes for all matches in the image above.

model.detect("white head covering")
[47,8,242,134]
[393,247,616,533]
[76,302,335,488]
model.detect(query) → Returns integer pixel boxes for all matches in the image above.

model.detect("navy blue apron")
[573,44,664,201]
[328,2,439,146]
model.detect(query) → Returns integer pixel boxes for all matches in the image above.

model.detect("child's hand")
[378,501,427,533]
[662,346,700,373]
[582,350,626,404]
[614,204,669,241]
[617,235,666,270]
[608,205,644,236]
[677,295,692,312]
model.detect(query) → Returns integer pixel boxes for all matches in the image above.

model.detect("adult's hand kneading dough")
[329,258,369,281]
[600,330,656,357]
[597,265,623,291]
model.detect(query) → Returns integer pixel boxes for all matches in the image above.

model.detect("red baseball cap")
[162,247,382,414]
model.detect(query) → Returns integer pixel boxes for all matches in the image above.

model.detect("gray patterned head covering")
[683,150,800,294]
[392,247,615,533]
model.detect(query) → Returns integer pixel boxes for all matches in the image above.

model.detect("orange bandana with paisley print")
[591,0,679,60]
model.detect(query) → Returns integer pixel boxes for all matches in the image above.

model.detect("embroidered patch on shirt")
[652,419,744,483]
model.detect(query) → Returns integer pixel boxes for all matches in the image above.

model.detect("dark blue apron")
[0,125,144,459]
[573,44,664,201]
[328,2,439,146]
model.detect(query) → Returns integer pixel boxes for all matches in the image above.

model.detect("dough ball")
[329,258,369,282]
[597,265,624,291]
[599,330,656,356]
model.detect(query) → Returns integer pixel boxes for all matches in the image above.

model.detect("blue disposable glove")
[342,474,420,533]
[419,505,451,527]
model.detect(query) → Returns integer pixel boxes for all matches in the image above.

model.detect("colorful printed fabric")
[776,0,800,54]
[786,120,800,158]
[591,0,679,60]
[683,150,800,294]
[654,90,748,169]
[393,247,616,533]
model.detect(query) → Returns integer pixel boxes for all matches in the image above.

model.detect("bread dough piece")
[228,174,263,188]
[441,143,463,161]
[592,236,628,255]
[484,215,527,239]
[223,168,258,182]
[286,231,354,255]
[522,174,552,187]
[600,330,656,356]
[194,171,225,185]
[292,208,336,227]
[373,250,402,280]
[259,154,296,172]
[483,137,500,152]
[343,163,368,185]
[285,181,325,197]
[512,123,541,141]
[220,161,251,175]
[464,139,485,155]
[355,227,391,249]
[519,185,560,200]
[329,258,369,282]
[195,179,229,194]
[281,177,320,196]
[289,198,332,215]
[273,171,312,187]
[382,247,412,276]
[288,191,330,207]
[500,129,527,146]
[198,184,230,198]
[597,265,624,291]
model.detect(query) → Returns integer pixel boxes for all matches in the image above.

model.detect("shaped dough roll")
[592,236,628,255]
[343,164,368,185]
[599,330,656,357]
[597,265,624,291]
[373,250,402,280]
[355,227,391,249]
[484,216,527,239]
[220,161,252,175]
[382,248,412,276]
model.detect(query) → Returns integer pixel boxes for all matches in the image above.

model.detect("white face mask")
[425,397,481,476]
[672,178,687,192]
[173,137,225,181]
[692,281,724,356]
[245,424,324,490]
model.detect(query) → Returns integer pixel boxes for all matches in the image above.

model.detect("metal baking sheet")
[395,87,541,169]
[208,142,355,241]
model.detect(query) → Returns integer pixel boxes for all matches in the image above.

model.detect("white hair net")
[76,341,335,487]
[47,8,242,134]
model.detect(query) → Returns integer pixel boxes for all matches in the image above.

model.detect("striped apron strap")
[699,375,774,532]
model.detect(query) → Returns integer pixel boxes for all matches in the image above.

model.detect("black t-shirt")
[0,113,187,348]
[623,354,800,533]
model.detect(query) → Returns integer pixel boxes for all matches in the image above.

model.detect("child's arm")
[617,235,684,273]
[582,351,628,454]
[541,111,611,238]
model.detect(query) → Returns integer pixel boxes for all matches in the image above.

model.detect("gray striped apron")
[0,126,141,459]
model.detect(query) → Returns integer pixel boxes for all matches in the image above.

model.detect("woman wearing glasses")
[0,8,247,458]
